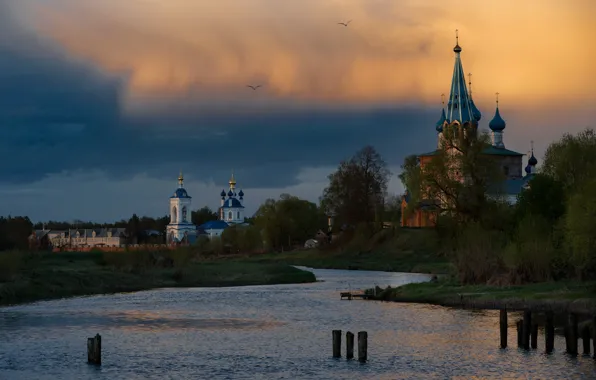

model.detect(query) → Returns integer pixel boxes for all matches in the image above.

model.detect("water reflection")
[0,268,595,379]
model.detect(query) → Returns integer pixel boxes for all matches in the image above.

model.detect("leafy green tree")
[565,178,596,279]
[191,206,218,226]
[542,128,596,195]
[514,174,565,224]
[254,194,323,250]
[402,127,502,224]
[321,145,390,228]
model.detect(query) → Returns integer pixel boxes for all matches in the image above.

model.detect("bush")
[0,250,24,282]
[503,215,556,283]
[453,223,504,284]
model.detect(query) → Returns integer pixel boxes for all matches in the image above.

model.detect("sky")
[0,0,595,223]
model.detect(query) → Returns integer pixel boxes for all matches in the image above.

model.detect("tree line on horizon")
[0,145,402,251]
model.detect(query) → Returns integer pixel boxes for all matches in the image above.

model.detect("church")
[401,33,538,228]
[197,172,249,239]
[166,172,198,244]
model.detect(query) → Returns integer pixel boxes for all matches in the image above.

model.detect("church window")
[228,211,233,220]
[182,206,187,222]
[237,211,240,219]
[503,166,510,176]
[454,104,458,109]
[172,206,177,223]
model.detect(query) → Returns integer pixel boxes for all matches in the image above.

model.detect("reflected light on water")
[1,269,595,379]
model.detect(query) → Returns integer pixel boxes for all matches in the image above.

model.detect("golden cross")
[455,29,459,44]
[495,92,500,105]
[441,93,445,106]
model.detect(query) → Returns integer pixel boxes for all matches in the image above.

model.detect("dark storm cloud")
[0,7,437,189]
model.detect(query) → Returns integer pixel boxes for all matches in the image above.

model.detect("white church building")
[166,172,198,244]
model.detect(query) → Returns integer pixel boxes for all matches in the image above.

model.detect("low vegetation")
[0,250,316,307]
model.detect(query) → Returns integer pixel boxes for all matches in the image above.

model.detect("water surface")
[0,268,594,379]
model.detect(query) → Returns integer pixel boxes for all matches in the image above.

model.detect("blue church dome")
[435,108,447,132]
[222,198,244,208]
[238,189,244,197]
[220,189,226,197]
[525,164,532,174]
[470,100,482,122]
[171,188,191,199]
[227,190,233,197]
[489,107,506,131]
[528,153,538,166]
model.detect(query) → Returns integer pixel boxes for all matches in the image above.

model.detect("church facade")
[166,172,198,244]
[218,172,246,224]
[401,34,538,228]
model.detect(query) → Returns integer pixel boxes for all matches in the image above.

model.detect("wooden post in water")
[545,311,555,354]
[567,313,578,355]
[332,330,342,358]
[593,316,596,359]
[582,326,591,355]
[87,334,101,365]
[516,320,523,348]
[358,331,368,363]
[346,331,354,360]
[522,310,532,350]
[531,324,538,349]
[499,309,507,349]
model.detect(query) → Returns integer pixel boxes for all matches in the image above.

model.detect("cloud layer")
[0,0,595,221]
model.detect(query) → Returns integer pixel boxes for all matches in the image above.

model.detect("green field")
[231,228,451,274]
[0,250,316,307]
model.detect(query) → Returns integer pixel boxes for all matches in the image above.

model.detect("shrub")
[453,223,504,284]
[0,250,24,282]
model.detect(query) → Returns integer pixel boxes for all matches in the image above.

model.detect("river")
[0,268,594,379]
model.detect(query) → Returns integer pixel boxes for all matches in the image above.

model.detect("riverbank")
[0,250,316,307]
[234,228,450,274]
[366,280,596,314]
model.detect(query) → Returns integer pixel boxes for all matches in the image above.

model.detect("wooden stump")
[567,313,578,356]
[582,325,591,355]
[346,331,354,360]
[499,309,507,349]
[332,330,341,358]
[545,311,555,354]
[593,316,596,359]
[516,320,523,348]
[358,331,368,363]
[87,334,101,365]
[531,324,538,349]
[522,310,532,350]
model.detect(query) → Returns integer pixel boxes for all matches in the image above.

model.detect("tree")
[515,174,565,224]
[542,128,596,195]
[254,194,324,250]
[402,127,502,224]
[383,194,402,224]
[321,145,390,228]
[192,206,218,226]
[565,178,596,279]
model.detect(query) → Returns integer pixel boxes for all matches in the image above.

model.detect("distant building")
[401,33,538,228]
[218,172,246,224]
[166,172,198,244]
[47,228,128,248]
[198,220,230,239]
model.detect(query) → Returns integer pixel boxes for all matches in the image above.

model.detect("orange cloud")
[19,0,596,111]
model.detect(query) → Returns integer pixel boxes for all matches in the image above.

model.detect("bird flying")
[246,85,262,90]
[337,20,352,27]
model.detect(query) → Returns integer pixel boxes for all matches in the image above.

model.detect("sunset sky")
[1,0,595,222]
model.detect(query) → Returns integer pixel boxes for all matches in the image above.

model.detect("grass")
[0,250,316,307]
[229,228,451,274]
[367,278,596,313]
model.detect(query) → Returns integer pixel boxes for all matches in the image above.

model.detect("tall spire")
[446,30,476,126]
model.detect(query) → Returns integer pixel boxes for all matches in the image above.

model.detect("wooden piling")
[545,311,555,354]
[87,334,101,365]
[582,325,591,355]
[522,310,532,350]
[593,316,596,359]
[567,313,578,355]
[346,331,354,360]
[499,309,507,349]
[531,324,538,349]
[516,320,523,348]
[358,331,368,363]
[332,330,341,358]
